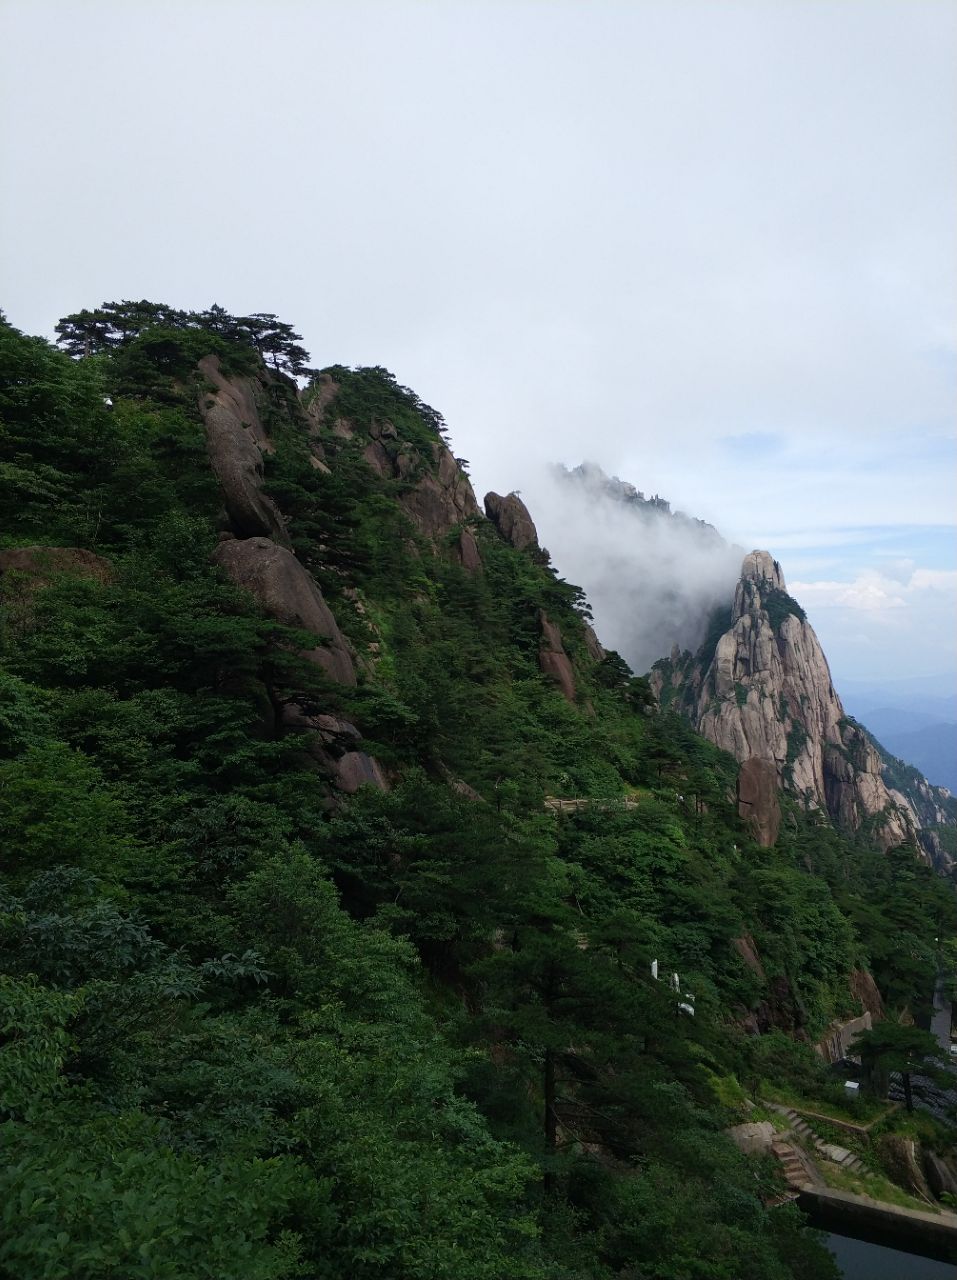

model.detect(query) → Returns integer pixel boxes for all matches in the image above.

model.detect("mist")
[519,463,744,675]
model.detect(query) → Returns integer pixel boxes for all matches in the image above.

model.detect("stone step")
[771,1139,817,1190]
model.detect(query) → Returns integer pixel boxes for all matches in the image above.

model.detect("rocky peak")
[738,550,785,593]
[653,549,918,850]
[484,491,540,552]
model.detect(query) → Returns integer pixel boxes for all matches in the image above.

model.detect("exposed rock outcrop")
[484,492,540,552]
[652,550,918,851]
[399,440,481,540]
[335,751,389,794]
[876,1135,934,1203]
[197,355,289,544]
[924,1151,957,1202]
[538,610,577,704]
[280,705,387,794]
[211,536,356,686]
[456,527,482,573]
[732,933,765,978]
[582,623,606,663]
[849,968,885,1023]
[736,757,781,847]
[318,396,481,544]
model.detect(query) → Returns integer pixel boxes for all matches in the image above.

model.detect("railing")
[544,796,643,814]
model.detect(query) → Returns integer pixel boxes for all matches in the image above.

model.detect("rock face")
[198,355,289,544]
[924,1151,957,1202]
[484,492,540,552]
[652,550,917,851]
[457,527,482,573]
[538,610,577,703]
[401,441,482,540]
[344,416,481,543]
[537,611,575,706]
[876,1135,934,1203]
[736,758,781,847]
[582,623,606,663]
[278,705,386,794]
[211,536,356,686]
[849,968,885,1022]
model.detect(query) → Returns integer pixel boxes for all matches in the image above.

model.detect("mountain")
[838,697,957,795]
[3,302,957,1278]
[546,465,955,862]
[840,675,957,727]
[650,550,956,861]
[872,721,957,794]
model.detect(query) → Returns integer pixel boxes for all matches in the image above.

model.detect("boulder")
[197,355,289,544]
[736,757,781,847]
[725,1121,775,1157]
[335,751,388,793]
[484,491,540,552]
[211,537,355,685]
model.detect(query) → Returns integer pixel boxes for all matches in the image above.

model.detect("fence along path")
[544,795,644,814]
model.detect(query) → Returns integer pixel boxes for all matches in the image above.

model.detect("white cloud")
[787,565,957,684]
[791,572,907,612]
[791,567,957,613]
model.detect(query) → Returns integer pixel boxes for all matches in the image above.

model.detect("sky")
[1,0,955,689]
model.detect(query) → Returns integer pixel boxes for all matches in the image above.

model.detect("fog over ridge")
[519,462,745,675]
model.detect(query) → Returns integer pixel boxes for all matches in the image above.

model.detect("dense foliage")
[2,304,955,1277]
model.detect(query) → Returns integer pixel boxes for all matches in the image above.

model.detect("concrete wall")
[815,1012,871,1064]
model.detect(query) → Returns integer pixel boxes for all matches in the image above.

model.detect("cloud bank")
[521,465,743,674]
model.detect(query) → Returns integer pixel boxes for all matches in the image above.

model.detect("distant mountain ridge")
[841,688,957,795]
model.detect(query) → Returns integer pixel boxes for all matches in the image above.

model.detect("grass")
[816,1160,939,1214]
[761,1082,892,1128]
[747,1104,791,1133]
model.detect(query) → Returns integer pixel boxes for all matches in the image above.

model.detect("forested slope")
[2,304,954,1279]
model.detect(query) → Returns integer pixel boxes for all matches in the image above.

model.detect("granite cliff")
[651,550,955,855]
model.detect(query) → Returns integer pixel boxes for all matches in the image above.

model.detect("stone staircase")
[770,1137,817,1193]
[766,1103,868,1177]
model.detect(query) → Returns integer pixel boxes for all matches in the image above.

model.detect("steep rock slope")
[652,550,919,850]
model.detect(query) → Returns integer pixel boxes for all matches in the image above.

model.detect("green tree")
[854,1021,949,1112]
